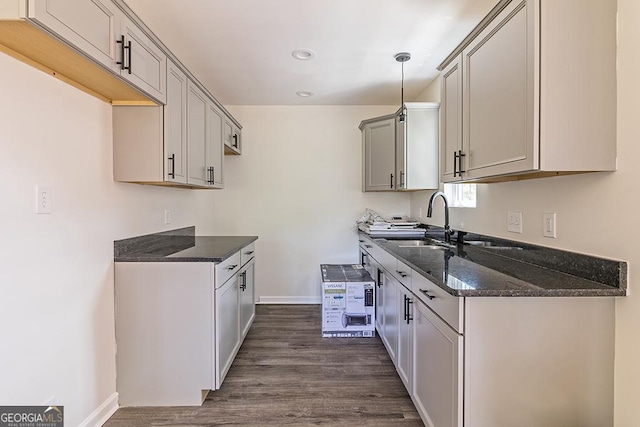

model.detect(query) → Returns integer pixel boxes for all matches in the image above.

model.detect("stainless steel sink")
[396,240,447,249]
[466,241,523,250]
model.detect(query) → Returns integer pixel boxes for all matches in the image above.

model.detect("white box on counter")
[320,264,375,338]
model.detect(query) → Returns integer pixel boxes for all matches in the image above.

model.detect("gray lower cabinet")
[114,245,256,406]
[360,237,615,427]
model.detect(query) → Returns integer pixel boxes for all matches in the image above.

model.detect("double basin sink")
[396,238,523,251]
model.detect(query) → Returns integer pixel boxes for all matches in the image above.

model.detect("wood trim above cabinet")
[0,20,155,104]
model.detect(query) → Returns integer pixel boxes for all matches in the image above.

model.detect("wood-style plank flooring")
[104,304,423,426]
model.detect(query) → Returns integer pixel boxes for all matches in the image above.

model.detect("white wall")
[209,105,410,302]
[412,1,640,423]
[0,51,409,423]
[0,52,217,426]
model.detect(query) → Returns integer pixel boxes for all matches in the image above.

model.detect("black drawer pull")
[419,289,435,300]
[227,264,238,271]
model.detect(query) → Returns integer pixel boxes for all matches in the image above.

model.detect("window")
[444,183,477,208]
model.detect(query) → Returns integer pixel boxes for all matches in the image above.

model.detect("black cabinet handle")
[227,264,238,271]
[125,40,132,74]
[364,245,373,249]
[453,151,458,177]
[207,166,214,184]
[396,270,408,278]
[244,251,254,255]
[400,171,405,188]
[419,289,435,300]
[406,298,413,324]
[232,133,238,148]
[116,35,126,70]
[376,270,383,288]
[240,271,247,291]
[390,173,394,189]
[458,150,466,174]
[403,295,408,321]
[168,154,175,179]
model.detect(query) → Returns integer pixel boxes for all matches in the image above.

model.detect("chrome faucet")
[427,191,455,243]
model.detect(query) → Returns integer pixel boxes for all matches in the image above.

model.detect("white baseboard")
[79,392,119,427]
[257,296,321,304]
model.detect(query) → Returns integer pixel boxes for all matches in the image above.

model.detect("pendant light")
[394,52,411,123]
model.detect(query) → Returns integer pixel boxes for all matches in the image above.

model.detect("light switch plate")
[507,211,522,233]
[543,212,556,238]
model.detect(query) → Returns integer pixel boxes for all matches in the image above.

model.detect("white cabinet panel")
[119,15,166,103]
[362,117,395,191]
[215,273,241,388]
[463,0,534,178]
[382,272,399,362]
[164,60,187,183]
[186,81,208,187]
[28,0,121,72]
[239,259,255,338]
[441,56,463,183]
[396,284,413,391]
[206,101,225,188]
[412,298,463,427]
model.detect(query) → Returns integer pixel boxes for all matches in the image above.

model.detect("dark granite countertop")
[115,226,257,262]
[360,228,626,297]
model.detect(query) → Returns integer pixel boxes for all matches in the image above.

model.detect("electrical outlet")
[507,211,523,233]
[543,212,556,238]
[36,185,53,214]
[164,209,171,224]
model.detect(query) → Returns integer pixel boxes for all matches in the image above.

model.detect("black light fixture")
[394,52,411,122]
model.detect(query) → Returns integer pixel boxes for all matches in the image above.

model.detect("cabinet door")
[215,274,240,388]
[224,118,241,154]
[120,15,166,103]
[206,101,225,188]
[412,299,463,427]
[28,0,122,73]
[395,115,407,190]
[164,60,187,183]
[382,272,398,362]
[239,260,255,338]
[187,81,208,187]
[463,0,535,179]
[441,56,463,183]
[396,285,413,391]
[374,263,384,335]
[363,118,395,191]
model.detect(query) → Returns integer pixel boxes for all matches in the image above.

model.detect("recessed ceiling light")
[292,49,315,60]
[296,91,314,97]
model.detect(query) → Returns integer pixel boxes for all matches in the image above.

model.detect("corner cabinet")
[113,60,224,189]
[224,118,242,155]
[439,0,617,183]
[115,242,257,406]
[360,103,439,192]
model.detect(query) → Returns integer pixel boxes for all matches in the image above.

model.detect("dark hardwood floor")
[104,304,423,426]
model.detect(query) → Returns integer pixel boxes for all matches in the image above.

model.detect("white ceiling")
[124,0,499,105]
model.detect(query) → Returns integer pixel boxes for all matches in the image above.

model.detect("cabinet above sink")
[439,0,617,183]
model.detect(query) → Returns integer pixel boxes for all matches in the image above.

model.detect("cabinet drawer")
[240,242,255,266]
[215,251,241,288]
[412,272,464,334]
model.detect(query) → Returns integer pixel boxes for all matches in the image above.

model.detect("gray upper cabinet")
[187,81,209,187]
[224,119,242,155]
[440,56,463,183]
[361,104,439,192]
[164,60,187,184]
[27,0,122,73]
[207,102,225,188]
[439,0,617,183]
[361,116,396,192]
[119,14,166,104]
[395,103,439,191]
